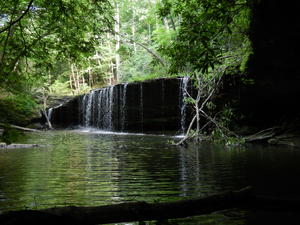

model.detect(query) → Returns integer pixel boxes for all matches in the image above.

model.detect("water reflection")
[1,130,300,224]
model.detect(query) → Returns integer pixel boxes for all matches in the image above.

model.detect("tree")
[157,0,250,74]
[157,0,251,143]
[0,0,113,92]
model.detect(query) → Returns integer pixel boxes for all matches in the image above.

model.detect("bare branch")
[175,115,197,145]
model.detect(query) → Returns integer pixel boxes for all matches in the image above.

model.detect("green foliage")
[49,80,73,96]
[120,48,169,83]
[152,26,177,53]
[0,92,38,125]
[0,126,22,144]
[0,0,113,92]
[219,106,234,128]
[210,128,245,147]
[157,0,251,75]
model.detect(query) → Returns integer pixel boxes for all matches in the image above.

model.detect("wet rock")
[0,142,6,148]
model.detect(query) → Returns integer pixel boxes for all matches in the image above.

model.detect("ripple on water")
[1,130,300,224]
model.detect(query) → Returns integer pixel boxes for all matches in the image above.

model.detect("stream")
[1,129,300,224]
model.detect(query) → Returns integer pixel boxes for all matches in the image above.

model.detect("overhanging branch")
[0,0,34,34]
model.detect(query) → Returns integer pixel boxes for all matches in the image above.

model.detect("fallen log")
[0,143,46,149]
[0,186,253,225]
[0,123,41,132]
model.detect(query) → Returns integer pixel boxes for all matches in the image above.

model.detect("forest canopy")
[0,0,113,93]
[0,0,251,125]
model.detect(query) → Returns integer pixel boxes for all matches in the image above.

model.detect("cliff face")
[228,1,300,129]
[49,78,189,134]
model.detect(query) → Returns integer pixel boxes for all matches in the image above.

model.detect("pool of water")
[1,130,300,224]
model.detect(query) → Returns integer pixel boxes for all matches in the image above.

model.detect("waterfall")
[47,103,62,123]
[81,94,88,126]
[97,89,103,128]
[121,83,128,131]
[56,78,187,134]
[102,86,113,130]
[108,86,114,130]
[84,90,95,127]
[80,86,116,130]
[179,77,189,134]
[47,108,53,122]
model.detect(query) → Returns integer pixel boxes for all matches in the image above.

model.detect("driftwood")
[0,123,41,132]
[0,187,253,225]
[244,127,277,142]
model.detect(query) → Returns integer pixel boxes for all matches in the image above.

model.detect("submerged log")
[0,187,253,225]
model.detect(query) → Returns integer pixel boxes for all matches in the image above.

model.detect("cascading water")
[79,85,117,131]
[179,77,189,134]
[108,86,114,130]
[47,108,53,122]
[84,90,95,127]
[97,89,103,128]
[121,83,128,131]
[47,103,62,124]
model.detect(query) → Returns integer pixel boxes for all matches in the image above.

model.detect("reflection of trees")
[108,136,248,203]
[0,131,250,212]
[110,135,183,202]
[178,144,248,198]
[0,131,123,210]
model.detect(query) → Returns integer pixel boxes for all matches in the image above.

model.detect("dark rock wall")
[50,98,81,127]
[232,0,300,129]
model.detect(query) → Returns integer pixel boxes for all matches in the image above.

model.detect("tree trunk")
[131,0,137,52]
[70,63,77,91]
[114,2,121,83]
[107,33,114,85]
[170,16,177,31]
[75,65,81,93]
[69,71,73,90]
[0,187,253,225]
[163,17,170,30]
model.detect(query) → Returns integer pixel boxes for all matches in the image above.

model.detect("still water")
[1,130,300,224]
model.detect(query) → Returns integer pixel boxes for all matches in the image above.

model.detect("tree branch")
[0,0,34,34]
